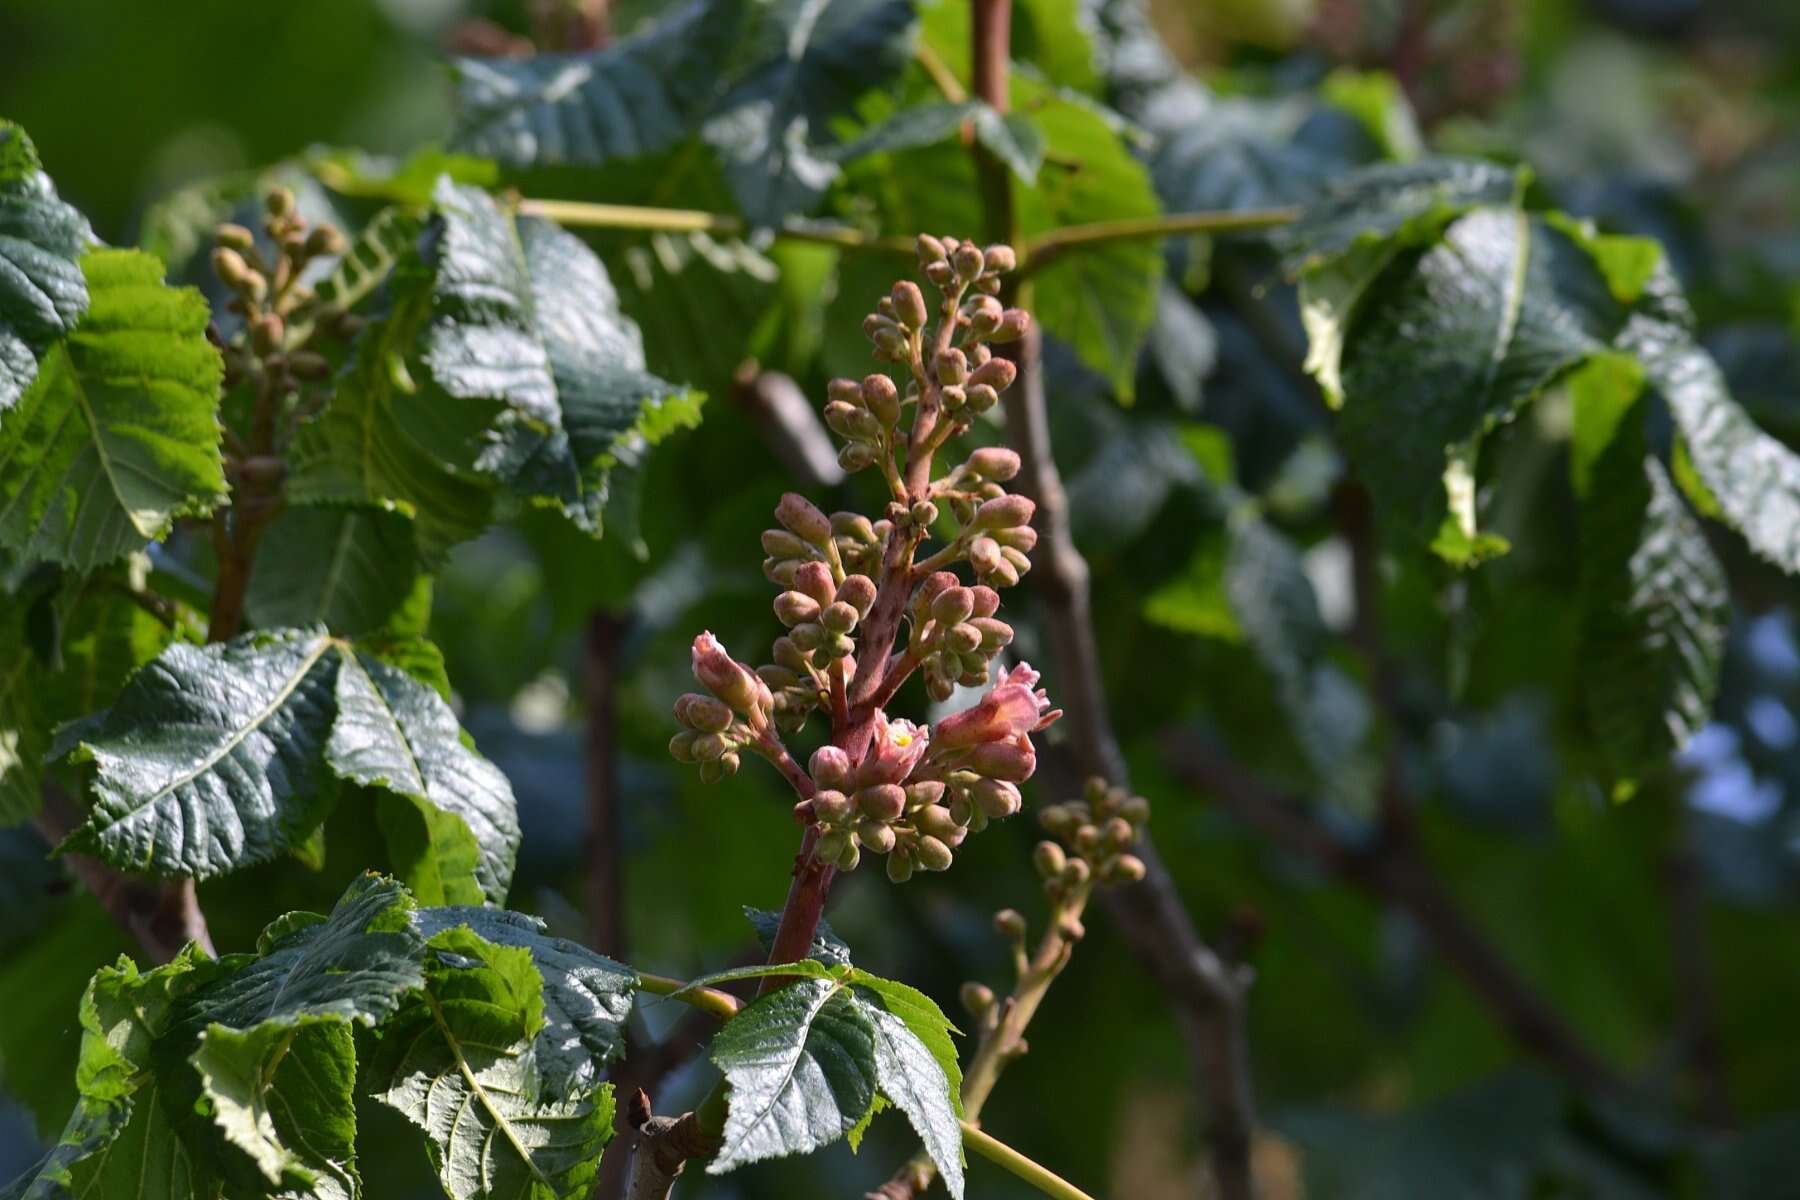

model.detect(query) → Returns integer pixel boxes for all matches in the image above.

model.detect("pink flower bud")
[970,585,1000,618]
[691,632,768,718]
[969,358,1017,392]
[794,561,836,609]
[933,684,1045,751]
[891,281,928,329]
[968,537,1003,573]
[776,493,831,544]
[930,586,975,626]
[966,447,1020,482]
[673,692,733,733]
[856,783,906,822]
[810,746,852,790]
[968,295,1003,336]
[983,244,1017,274]
[917,233,947,265]
[974,494,1035,532]
[913,571,958,618]
[774,590,821,627]
[862,373,901,427]
[836,574,877,615]
[973,778,1022,819]
[828,377,863,405]
[966,735,1036,782]
[990,309,1032,344]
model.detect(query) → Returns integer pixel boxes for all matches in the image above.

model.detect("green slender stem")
[636,973,744,1020]
[1019,207,1300,277]
[960,1122,1098,1200]
[514,197,915,256]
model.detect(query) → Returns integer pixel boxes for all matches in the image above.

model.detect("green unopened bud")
[839,442,877,472]
[789,621,826,653]
[970,586,1001,618]
[761,529,810,560]
[289,351,331,380]
[817,829,851,862]
[968,296,1004,337]
[264,187,296,218]
[817,601,856,634]
[960,981,995,1016]
[887,848,916,882]
[775,590,822,627]
[905,780,946,810]
[215,222,256,253]
[823,631,855,659]
[250,313,284,356]
[1120,796,1152,825]
[994,525,1038,553]
[832,512,877,543]
[862,313,899,341]
[823,400,862,438]
[991,309,1032,343]
[690,731,729,763]
[1073,824,1101,855]
[1033,841,1067,879]
[757,665,801,689]
[923,661,956,703]
[877,297,897,320]
[970,617,1014,652]
[964,447,1019,482]
[857,784,907,822]
[856,819,897,854]
[674,693,733,733]
[909,500,939,527]
[813,789,853,823]
[211,246,256,291]
[917,233,947,265]
[945,623,981,655]
[669,731,699,762]
[925,259,955,288]
[994,909,1027,939]
[828,377,864,405]
[940,385,966,413]
[913,804,961,841]
[699,752,740,784]
[952,243,985,281]
[1103,816,1135,849]
[1057,915,1086,942]
[930,586,975,625]
[1062,858,1092,887]
[873,327,907,358]
[891,281,928,329]
[935,349,969,386]
[304,225,348,258]
[965,383,999,414]
[1000,546,1031,578]
[983,244,1017,274]
[973,778,1022,819]
[836,574,877,615]
[863,373,901,426]
[1104,854,1147,884]
[915,835,955,871]
[773,637,810,671]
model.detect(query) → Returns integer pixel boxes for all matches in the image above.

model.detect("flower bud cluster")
[670,633,775,782]
[211,187,356,398]
[907,571,1012,702]
[1034,777,1150,902]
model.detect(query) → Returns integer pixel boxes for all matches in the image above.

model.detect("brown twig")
[732,364,846,489]
[1663,816,1733,1127]
[585,610,631,958]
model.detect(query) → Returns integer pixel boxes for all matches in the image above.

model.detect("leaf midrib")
[424,993,551,1186]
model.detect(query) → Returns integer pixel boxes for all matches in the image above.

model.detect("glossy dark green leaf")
[834,101,1045,184]
[413,907,637,1097]
[369,926,614,1200]
[0,121,91,413]
[744,905,853,964]
[247,506,420,635]
[0,250,225,570]
[1278,157,1524,271]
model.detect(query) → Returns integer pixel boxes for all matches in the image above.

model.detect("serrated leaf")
[450,1,740,169]
[1571,367,1727,776]
[863,1005,964,1198]
[370,927,614,1200]
[1278,158,1524,271]
[247,505,420,635]
[0,249,224,570]
[1618,263,1800,572]
[1019,94,1163,399]
[1150,95,1356,213]
[744,905,853,964]
[414,907,637,1097]
[0,121,92,413]
[61,627,518,899]
[1331,208,1626,546]
[707,976,879,1174]
[1,576,173,824]
[702,0,918,225]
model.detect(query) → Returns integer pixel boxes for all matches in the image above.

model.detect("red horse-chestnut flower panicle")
[670,234,1053,883]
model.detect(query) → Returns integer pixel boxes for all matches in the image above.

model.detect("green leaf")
[1018,94,1163,399]
[1330,208,1627,547]
[744,905,853,964]
[1570,373,1727,777]
[247,506,420,635]
[834,102,1045,184]
[1145,527,1242,641]
[0,121,92,413]
[1617,263,1800,572]
[863,1004,964,1198]
[1,575,174,824]
[370,926,614,1200]
[0,249,224,570]
[702,0,919,225]
[61,627,518,899]
[845,973,963,1118]
[707,975,879,1174]
[1278,157,1524,271]
[450,3,741,170]
[414,907,638,1097]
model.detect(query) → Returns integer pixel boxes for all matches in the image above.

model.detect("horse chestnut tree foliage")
[1,0,1797,1196]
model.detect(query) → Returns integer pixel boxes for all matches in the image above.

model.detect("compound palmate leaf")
[0,120,92,413]
[370,925,614,1200]
[0,249,224,570]
[61,626,519,901]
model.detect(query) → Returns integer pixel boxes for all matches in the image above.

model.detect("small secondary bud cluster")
[1035,777,1151,904]
[211,187,356,401]
[669,633,775,781]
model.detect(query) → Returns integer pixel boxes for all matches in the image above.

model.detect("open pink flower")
[852,710,931,787]
[932,661,1062,750]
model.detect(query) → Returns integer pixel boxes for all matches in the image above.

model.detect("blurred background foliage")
[4,0,1800,1196]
